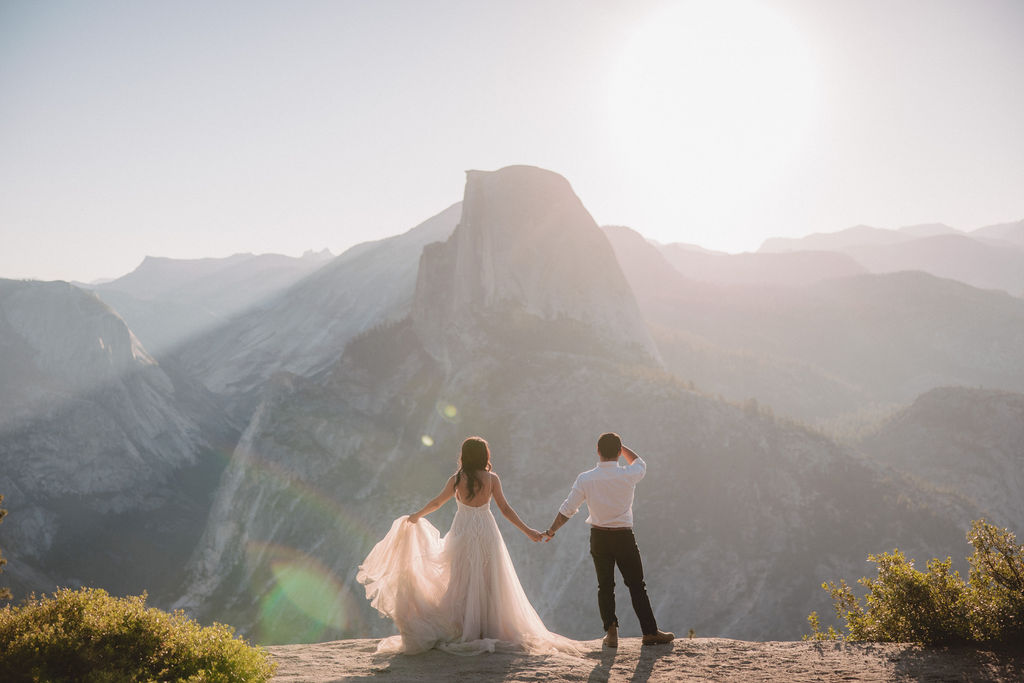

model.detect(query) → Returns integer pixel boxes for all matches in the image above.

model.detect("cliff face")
[0,280,198,503]
[0,279,227,601]
[413,167,659,366]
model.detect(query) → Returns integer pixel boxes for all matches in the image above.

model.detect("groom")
[543,433,674,647]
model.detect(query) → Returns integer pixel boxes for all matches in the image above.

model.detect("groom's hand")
[542,529,555,542]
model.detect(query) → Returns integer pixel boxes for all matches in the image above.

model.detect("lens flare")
[421,434,435,447]
[249,541,362,643]
[436,400,459,422]
[225,445,381,643]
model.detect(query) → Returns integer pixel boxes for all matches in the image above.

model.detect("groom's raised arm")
[621,443,646,481]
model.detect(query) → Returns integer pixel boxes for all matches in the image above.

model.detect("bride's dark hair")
[455,436,492,500]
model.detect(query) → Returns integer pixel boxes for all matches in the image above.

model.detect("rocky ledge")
[267,637,1024,682]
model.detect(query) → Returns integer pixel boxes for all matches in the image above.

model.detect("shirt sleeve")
[558,476,586,518]
[623,456,646,483]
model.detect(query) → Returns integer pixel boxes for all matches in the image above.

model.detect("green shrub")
[0,587,277,682]
[965,520,1024,642]
[807,519,1024,645]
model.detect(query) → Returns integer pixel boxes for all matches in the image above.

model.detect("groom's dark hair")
[597,432,621,461]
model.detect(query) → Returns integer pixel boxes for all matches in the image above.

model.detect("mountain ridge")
[757,220,1024,296]
[171,202,462,415]
[87,250,334,356]
[0,279,232,602]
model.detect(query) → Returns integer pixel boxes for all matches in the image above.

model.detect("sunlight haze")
[4,3,1024,662]
[2,0,1022,282]
[609,0,819,248]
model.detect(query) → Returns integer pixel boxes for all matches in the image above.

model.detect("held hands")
[524,527,556,543]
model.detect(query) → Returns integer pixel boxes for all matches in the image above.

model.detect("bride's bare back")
[408,469,540,540]
[455,471,493,507]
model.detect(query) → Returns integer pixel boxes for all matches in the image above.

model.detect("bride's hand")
[526,528,542,542]
[407,514,420,524]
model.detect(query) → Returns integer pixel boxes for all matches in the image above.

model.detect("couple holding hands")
[357,433,674,655]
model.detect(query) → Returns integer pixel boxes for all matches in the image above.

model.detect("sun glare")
[609,0,818,248]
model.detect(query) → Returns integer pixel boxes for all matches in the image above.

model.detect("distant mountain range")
[1,167,1021,646]
[604,223,1024,421]
[651,238,866,288]
[173,204,460,414]
[758,220,1024,296]
[85,250,334,357]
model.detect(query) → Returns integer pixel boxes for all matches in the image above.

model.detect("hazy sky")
[2,0,1023,282]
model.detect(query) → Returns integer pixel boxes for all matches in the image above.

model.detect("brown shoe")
[603,624,618,648]
[642,630,675,645]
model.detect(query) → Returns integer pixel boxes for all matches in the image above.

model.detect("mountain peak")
[759,224,913,253]
[412,166,658,365]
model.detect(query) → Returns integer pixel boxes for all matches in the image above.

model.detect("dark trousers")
[589,527,658,635]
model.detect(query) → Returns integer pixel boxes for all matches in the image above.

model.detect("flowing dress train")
[357,499,579,655]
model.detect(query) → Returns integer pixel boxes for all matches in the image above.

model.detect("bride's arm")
[408,475,456,523]
[491,473,542,541]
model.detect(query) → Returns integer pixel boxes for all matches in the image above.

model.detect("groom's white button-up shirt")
[558,458,646,528]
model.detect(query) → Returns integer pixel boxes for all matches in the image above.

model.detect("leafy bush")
[0,588,277,682]
[965,520,1024,642]
[807,520,1024,645]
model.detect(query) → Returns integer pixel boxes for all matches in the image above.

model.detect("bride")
[357,436,579,655]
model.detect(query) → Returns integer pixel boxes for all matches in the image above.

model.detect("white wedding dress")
[357,498,580,656]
